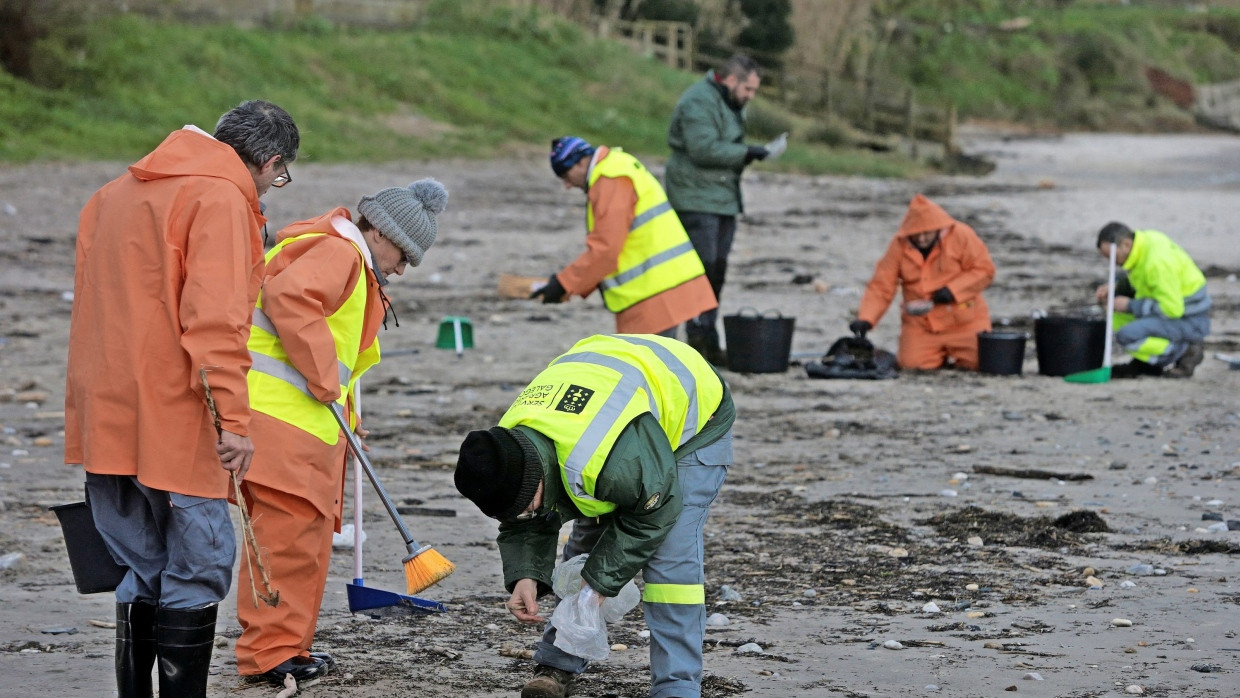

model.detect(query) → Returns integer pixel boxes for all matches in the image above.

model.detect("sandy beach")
[1,128,1238,697]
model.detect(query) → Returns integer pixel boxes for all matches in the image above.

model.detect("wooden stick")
[200,367,280,608]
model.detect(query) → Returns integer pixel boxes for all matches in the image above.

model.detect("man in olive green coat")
[455,334,735,698]
[665,53,783,366]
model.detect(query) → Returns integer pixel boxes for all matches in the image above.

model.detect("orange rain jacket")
[244,209,386,522]
[557,146,717,334]
[858,194,995,335]
[65,127,266,499]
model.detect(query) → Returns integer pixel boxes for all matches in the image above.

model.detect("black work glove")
[529,274,567,304]
[849,320,872,337]
[931,287,955,304]
[743,146,769,164]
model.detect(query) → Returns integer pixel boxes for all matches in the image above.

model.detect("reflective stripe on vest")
[247,232,378,444]
[586,150,706,312]
[642,582,705,605]
[497,334,722,517]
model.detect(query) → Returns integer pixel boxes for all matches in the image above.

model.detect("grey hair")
[721,53,761,80]
[213,100,300,169]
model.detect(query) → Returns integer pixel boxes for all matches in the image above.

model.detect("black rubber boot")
[155,605,218,698]
[116,602,156,698]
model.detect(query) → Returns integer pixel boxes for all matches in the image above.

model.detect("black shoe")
[116,602,156,698]
[259,655,328,686]
[1111,360,1163,379]
[1167,342,1204,378]
[309,651,336,672]
[155,605,218,698]
[521,664,575,698]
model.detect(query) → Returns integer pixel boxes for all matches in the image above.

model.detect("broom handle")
[1104,243,1116,368]
[352,390,364,580]
[328,402,425,557]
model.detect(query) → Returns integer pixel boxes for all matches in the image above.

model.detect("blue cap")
[550,136,595,177]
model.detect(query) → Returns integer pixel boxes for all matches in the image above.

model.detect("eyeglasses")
[271,163,292,188]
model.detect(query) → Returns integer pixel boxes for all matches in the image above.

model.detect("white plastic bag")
[550,586,610,660]
[764,132,788,161]
[551,553,641,623]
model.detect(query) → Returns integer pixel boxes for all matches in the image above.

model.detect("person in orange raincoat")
[530,136,717,336]
[235,179,448,685]
[850,194,996,370]
[65,100,299,698]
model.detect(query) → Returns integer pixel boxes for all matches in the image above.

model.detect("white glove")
[764,132,788,161]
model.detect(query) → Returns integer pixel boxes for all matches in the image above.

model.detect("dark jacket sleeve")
[580,415,683,597]
[496,512,561,597]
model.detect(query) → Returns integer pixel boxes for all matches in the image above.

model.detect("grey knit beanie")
[357,178,448,267]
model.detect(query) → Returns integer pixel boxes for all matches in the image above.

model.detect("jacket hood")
[897,194,955,237]
[276,207,375,273]
[128,127,262,217]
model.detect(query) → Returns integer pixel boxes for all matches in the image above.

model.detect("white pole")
[352,387,364,580]
[1103,243,1116,369]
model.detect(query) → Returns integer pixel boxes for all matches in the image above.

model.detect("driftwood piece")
[972,465,1093,481]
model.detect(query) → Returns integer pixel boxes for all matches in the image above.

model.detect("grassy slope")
[0,5,918,177]
[876,2,1240,129]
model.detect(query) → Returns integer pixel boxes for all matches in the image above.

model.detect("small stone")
[1126,563,1155,576]
[0,552,23,569]
[485,623,499,631]
[611,643,627,651]
[802,589,817,598]
[718,585,743,602]
[939,489,958,497]
[40,627,77,635]
[922,602,941,613]
[1125,685,1145,695]
[841,579,855,586]
[983,641,1004,649]
[1082,567,1095,576]
[735,642,763,654]
[638,630,650,639]
[1119,580,1136,588]
[1202,512,1224,521]
[882,640,904,650]
[1143,476,1158,485]
[2,203,17,216]
[1207,522,1228,533]
[1023,672,1043,681]
[1206,499,1224,506]
[925,685,940,692]
[967,611,985,619]
[14,390,47,404]
[214,636,228,648]
[889,547,910,558]
[1187,588,1199,593]
[1191,663,1222,673]
[965,583,979,592]
[1228,520,1240,531]
[706,613,730,627]
[967,536,983,546]
[952,472,969,481]
[1085,576,1104,588]
[1112,618,1133,627]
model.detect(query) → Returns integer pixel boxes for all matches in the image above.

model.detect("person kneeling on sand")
[1093,221,1210,378]
[235,179,448,685]
[848,194,996,370]
[454,334,735,698]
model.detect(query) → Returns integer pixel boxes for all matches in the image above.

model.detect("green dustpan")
[1065,243,1117,384]
[1064,365,1111,383]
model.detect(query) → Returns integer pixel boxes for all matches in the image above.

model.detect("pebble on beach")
[706,613,729,627]
[1112,618,1134,627]
[883,640,904,650]
[735,643,763,654]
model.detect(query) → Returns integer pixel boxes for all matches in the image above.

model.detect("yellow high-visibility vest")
[247,233,380,443]
[498,334,723,517]
[588,150,706,312]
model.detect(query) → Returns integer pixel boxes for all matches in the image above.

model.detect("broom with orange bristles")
[327,403,455,593]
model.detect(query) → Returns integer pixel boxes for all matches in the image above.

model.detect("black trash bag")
[805,336,898,380]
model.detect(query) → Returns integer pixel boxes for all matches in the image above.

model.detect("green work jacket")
[665,71,750,216]
[496,375,734,598]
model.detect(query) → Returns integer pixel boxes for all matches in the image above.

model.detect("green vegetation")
[864,0,1240,129]
[0,2,915,176]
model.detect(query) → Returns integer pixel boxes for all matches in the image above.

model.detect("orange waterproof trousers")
[235,481,335,675]
[898,321,985,371]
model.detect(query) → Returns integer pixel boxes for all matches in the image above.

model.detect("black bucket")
[723,308,795,374]
[978,331,1028,376]
[49,501,126,594]
[1034,316,1106,377]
